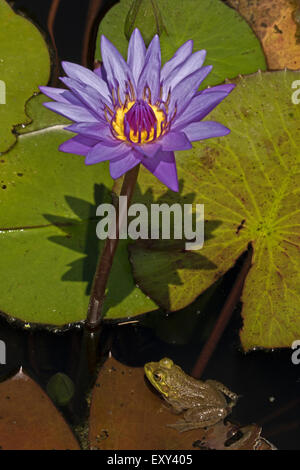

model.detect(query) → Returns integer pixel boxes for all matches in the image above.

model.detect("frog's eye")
[153,372,163,382]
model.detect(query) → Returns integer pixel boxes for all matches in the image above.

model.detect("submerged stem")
[191,245,253,379]
[86,164,140,329]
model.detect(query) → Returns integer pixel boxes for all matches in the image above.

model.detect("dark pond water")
[1,0,299,451]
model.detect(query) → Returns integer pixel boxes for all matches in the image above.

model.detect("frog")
[144,357,238,432]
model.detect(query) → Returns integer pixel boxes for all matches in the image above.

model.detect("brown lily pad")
[0,368,79,450]
[89,357,275,450]
[226,0,300,69]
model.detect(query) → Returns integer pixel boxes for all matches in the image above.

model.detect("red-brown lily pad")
[0,369,79,450]
[89,357,275,450]
[226,0,300,69]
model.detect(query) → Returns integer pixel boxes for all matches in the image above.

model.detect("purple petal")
[93,66,103,78]
[173,91,229,129]
[39,86,82,106]
[141,150,178,192]
[44,101,99,122]
[86,141,130,165]
[59,135,98,156]
[169,65,213,115]
[161,40,193,82]
[182,121,230,141]
[137,35,161,104]
[202,83,235,94]
[62,61,112,104]
[101,35,135,103]
[160,131,192,151]
[127,28,146,86]
[65,122,118,144]
[162,50,206,101]
[134,141,161,158]
[60,77,107,118]
[109,151,141,179]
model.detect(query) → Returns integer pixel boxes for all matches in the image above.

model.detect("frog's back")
[167,371,228,408]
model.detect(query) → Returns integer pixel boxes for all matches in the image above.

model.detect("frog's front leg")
[167,405,228,432]
[206,380,238,408]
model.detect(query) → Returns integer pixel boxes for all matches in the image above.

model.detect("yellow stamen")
[111,100,166,144]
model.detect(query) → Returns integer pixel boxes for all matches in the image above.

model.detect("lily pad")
[0,0,50,153]
[0,368,79,450]
[96,0,266,87]
[130,70,300,351]
[89,357,275,450]
[0,116,157,325]
[226,0,300,70]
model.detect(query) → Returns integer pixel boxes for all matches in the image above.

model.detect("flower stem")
[86,164,140,329]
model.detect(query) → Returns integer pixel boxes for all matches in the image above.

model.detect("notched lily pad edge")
[0,92,44,158]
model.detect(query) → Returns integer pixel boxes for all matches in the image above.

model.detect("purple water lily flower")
[40,29,234,192]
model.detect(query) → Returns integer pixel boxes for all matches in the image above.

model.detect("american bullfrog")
[144,357,238,432]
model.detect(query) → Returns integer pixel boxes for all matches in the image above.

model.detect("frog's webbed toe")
[167,419,204,432]
[167,420,201,433]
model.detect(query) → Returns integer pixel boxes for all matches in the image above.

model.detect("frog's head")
[144,357,183,398]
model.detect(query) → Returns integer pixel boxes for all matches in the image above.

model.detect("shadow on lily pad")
[43,179,222,313]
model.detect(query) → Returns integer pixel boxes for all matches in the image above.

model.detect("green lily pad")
[0,118,157,325]
[0,0,50,153]
[96,0,266,87]
[130,70,300,351]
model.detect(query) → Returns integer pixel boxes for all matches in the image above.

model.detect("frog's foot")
[206,380,238,408]
[167,405,228,433]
